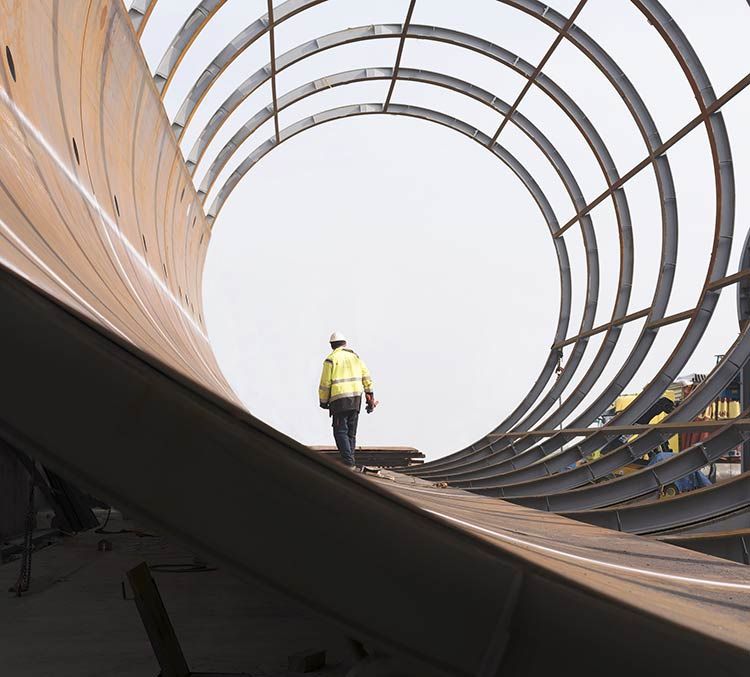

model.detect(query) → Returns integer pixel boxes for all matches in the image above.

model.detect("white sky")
[131,0,750,459]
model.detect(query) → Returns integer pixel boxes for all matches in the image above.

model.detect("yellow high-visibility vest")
[319,347,373,412]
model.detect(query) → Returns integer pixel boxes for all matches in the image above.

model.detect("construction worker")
[318,332,377,469]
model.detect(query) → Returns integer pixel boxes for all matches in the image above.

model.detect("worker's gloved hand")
[320,402,329,410]
[365,393,378,414]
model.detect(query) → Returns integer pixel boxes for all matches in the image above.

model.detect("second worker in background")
[318,331,378,469]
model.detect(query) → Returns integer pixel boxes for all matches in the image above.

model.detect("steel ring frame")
[421,0,734,478]
[184,23,651,454]
[414,0,730,473]
[174,7,680,470]
[419,0,734,490]
[207,101,581,345]
[204,89,739,510]
[127,0,157,38]
[140,5,629,445]
[191,15,680,478]
[189,20,673,466]
[140,2,674,466]
[412,15,733,484]
[198,68,604,372]
[564,471,750,534]
[134,0,749,509]
[203,90,741,510]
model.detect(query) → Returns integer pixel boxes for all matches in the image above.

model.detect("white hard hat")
[329,331,347,343]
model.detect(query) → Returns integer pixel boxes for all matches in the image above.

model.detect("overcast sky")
[131,0,750,459]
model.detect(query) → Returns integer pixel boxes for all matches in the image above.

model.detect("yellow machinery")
[614,391,679,454]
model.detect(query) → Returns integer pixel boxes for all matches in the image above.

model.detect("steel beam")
[181,16,678,469]
[266,0,280,144]
[153,1,228,96]
[383,0,417,111]
[489,418,750,439]
[165,0,746,505]
[657,530,750,565]
[564,472,750,535]
[488,0,589,145]
[127,0,157,38]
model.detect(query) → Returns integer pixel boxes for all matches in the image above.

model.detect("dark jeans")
[332,409,359,466]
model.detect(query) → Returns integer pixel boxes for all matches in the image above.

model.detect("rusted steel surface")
[4,259,749,673]
[309,446,425,467]
[656,530,750,565]
[0,0,234,404]
[370,471,750,651]
[188,0,738,478]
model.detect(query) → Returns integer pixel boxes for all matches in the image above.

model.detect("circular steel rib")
[127,0,157,38]
[416,0,735,490]
[562,470,750,535]
[153,0,228,95]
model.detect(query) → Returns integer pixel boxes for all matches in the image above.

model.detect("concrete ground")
[0,514,355,676]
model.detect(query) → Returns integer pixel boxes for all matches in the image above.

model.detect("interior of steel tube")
[1,1,750,674]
